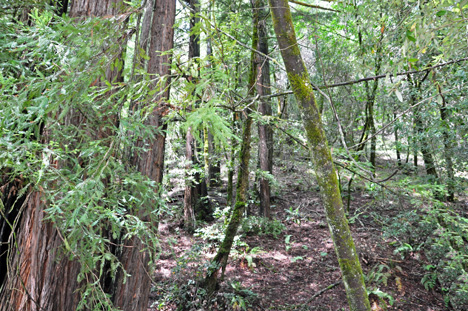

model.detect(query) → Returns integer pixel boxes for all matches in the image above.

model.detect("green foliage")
[383,197,468,309]
[285,206,303,225]
[368,289,394,309]
[365,263,395,287]
[421,264,437,291]
[0,9,167,310]
[240,216,285,239]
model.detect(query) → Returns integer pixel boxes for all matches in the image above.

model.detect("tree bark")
[408,75,438,179]
[109,1,176,310]
[0,2,126,310]
[255,0,274,218]
[437,83,455,201]
[268,1,371,310]
[393,112,402,167]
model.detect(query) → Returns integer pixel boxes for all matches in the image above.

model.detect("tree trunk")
[393,112,402,167]
[184,128,198,231]
[255,0,273,218]
[0,188,82,311]
[109,0,176,310]
[184,0,211,231]
[0,2,126,310]
[208,131,221,187]
[227,112,238,206]
[204,4,259,294]
[437,83,455,201]
[407,74,437,178]
[408,76,438,179]
[268,1,371,310]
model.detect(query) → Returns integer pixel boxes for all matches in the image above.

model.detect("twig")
[302,279,342,307]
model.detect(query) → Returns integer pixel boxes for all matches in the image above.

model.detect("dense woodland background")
[0,0,467,310]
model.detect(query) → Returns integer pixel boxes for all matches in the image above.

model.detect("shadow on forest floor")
[148,158,453,311]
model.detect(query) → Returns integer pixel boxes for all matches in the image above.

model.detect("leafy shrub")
[383,200,468,310]
[240,216,285,239]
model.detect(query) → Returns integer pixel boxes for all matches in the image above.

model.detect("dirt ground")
[149,159,450,311]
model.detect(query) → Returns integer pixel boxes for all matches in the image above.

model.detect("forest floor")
[148,157,453,311]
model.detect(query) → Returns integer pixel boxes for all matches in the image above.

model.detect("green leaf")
[436,10,447,17]
[406,34,416,42]
[291,256,304,262]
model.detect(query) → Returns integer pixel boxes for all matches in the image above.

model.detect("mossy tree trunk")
[204,3,259,294]
[268,1,371,310]
[255,0,273,218]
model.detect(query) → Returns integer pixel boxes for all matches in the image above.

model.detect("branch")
[349,84,465,150]
[289,0,339,13]
[261,56,468,99]
[322,56,468,89]
[303,280,342,306]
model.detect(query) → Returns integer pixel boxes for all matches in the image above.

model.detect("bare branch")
[289,0,339,12]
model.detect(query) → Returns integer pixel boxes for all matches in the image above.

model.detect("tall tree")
[255,0,274,218]
[108,0,176,309]
[183,0,211,231]
[268,1,371,310]
[0,1,127,310]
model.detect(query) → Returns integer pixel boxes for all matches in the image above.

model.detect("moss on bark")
[268,1,371,310]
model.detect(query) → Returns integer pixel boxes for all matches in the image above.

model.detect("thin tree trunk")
[183,0,211,230]
[393,112,402,167]
[356,28,382,173]
[437,83,455,201]
[208,131,221,187]
[204,4,259,294]
[184,128,198,231]
[227,112,238,206]
[408,75,438,179]
[268,1,371,310]
[255,0,273,218]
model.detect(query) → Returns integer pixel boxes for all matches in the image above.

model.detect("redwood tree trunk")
[110,0,176,310]
[268,1,371,310]
[0,2,126,310]
[0,190,82,311]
